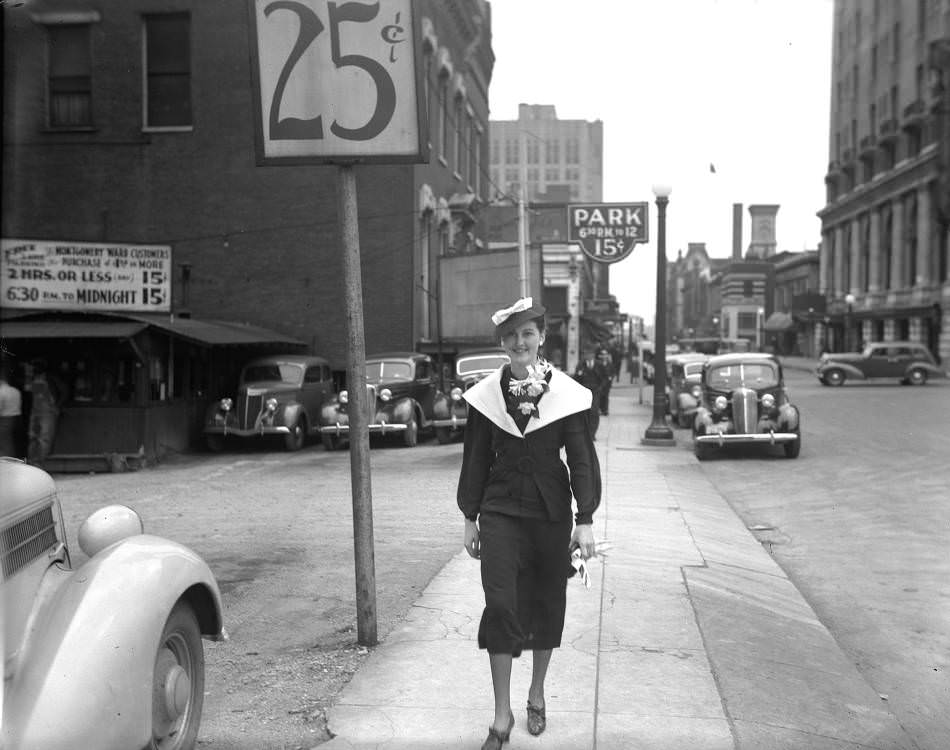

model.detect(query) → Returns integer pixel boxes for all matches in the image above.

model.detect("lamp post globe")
[643,183,675,445]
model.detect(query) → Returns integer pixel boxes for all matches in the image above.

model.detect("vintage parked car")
[693,353,801,460]
[0,458,226,750]
[816,341,946,386]
[431,347,510,444]
[203,354,334,451]
[318,352,439,449]
[665,352,708,428]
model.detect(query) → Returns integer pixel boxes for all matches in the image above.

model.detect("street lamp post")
[643,183,675,445]
[756,307,765,351]
[845,293,856,351]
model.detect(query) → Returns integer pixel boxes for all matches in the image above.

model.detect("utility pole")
[518,129,529,297]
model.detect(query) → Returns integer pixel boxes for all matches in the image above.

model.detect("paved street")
[48,366,950,749]
[692,365,950,750]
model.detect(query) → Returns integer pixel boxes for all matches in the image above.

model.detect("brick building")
[1,0,494,461]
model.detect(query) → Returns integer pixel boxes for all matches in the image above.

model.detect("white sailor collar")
[463,365,593,437]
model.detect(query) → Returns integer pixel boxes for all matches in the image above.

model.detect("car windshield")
[242,363,302,384]
[457,355,509,376]
[365,361,413,382]
[707,362,778,389]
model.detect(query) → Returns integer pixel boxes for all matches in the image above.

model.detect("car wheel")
[403,416,419,447]
[322,434,340,451]
[205,434,225,452]
[150,601,204,750]
[284,418,307,451]
[824,368,846,386]
[435,426,452,444]
[907,368,928,386]
[784,431,801,459]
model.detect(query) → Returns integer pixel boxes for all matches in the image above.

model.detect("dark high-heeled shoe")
[526,700,546,736]
[480,711,514,750]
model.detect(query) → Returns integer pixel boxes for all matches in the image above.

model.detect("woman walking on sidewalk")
[457,296,601,749]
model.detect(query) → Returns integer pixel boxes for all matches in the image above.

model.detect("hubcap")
[165,663,191,718]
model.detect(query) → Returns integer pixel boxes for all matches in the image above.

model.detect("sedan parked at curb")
[665,352,707,428]
[318,352,439,449]
[816,341,946,386]
[431,348,510,444]
[203,355,334,452]
[0,458,226,750]
[693,353,801,460]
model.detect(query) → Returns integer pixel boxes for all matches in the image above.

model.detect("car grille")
[1,505,57,579]
[732,387,758,433]
[237,393,263,430]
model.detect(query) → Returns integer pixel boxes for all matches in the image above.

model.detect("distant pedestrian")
[573,349,606,437]
[0,362,23,458]
[27,358,64,467]
[595,348,613,415]
[458,296,601,750]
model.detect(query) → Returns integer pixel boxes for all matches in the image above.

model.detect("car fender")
[383,396,416,424]
[280,401,306,426]
[4,535,223,750]
[903,362,944,378]
[777,403,800,430]
[432,392,452,419]
[819,361,866,379]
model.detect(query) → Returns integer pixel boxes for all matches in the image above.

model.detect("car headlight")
[713,395,728,411]
[219,398,233,412]
[339,390,349,404]
[690,385,702,399]
[450,386,463,401]
[379,388,392,402]
[78,504,144,557]
[265,397,278,412]
[761,393,775,409]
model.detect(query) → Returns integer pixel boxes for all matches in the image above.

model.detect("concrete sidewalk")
[321,382,911,750]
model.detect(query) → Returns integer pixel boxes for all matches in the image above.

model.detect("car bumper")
[205,425,291,437]
[431,413,467,430]
[694,430,799,445]
[318,422,408,435]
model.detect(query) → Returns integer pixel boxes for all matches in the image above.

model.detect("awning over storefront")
[580,314,614,344]
[117,313,306,347]
[0,320,147,339]
[764,312,795,331]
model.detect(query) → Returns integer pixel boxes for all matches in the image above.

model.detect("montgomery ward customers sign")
[1,239,172,312]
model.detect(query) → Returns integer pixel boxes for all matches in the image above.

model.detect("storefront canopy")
[764,312,795,331]
[0,320,147,339]
[118,313,306,347]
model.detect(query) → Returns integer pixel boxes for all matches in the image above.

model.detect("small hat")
[491,296,546,338]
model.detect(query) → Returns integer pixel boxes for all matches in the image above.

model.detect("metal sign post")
[249,0,428,646]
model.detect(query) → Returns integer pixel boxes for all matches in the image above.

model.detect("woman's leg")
[528,648,552,708]
[488,653,513,730]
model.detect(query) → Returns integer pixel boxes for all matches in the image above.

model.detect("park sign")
[248,0,428,164]
[568,203,650,264]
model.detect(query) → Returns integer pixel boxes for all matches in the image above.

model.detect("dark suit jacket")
[457,367,601,525]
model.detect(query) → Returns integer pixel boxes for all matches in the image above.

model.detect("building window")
[743,280,753,297]
[471,120,482,195]
[566,137,579,163]
[144,14,192,129]
[438,74,449,162]
[527,139,539,163]
[545,139,559,163]
[545,167,559,182]
[47,24,92,128]
[424,52,433,148]
[454,96,464,175]
[505,138,518,162]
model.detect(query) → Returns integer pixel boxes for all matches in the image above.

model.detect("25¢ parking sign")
[248,0,428,164]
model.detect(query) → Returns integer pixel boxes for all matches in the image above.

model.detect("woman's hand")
[571,523,596,559]
[464,518,480,559]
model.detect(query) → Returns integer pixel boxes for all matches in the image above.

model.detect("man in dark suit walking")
[573,349,609,438]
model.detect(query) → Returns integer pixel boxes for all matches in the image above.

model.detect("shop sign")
[1,238,172,312]
[248,0,428,164]
[568,203,649,264]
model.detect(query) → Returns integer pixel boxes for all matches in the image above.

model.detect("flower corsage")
[506,359,552,419]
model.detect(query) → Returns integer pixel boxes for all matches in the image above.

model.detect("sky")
[487,0,835,322]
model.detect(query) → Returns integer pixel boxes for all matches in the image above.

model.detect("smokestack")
[732,203,743,260]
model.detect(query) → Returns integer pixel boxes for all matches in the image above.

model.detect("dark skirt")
[477,512,574,656]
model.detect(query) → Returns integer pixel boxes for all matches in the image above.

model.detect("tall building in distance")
[819,0,950,360]
[489,104,603,203]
